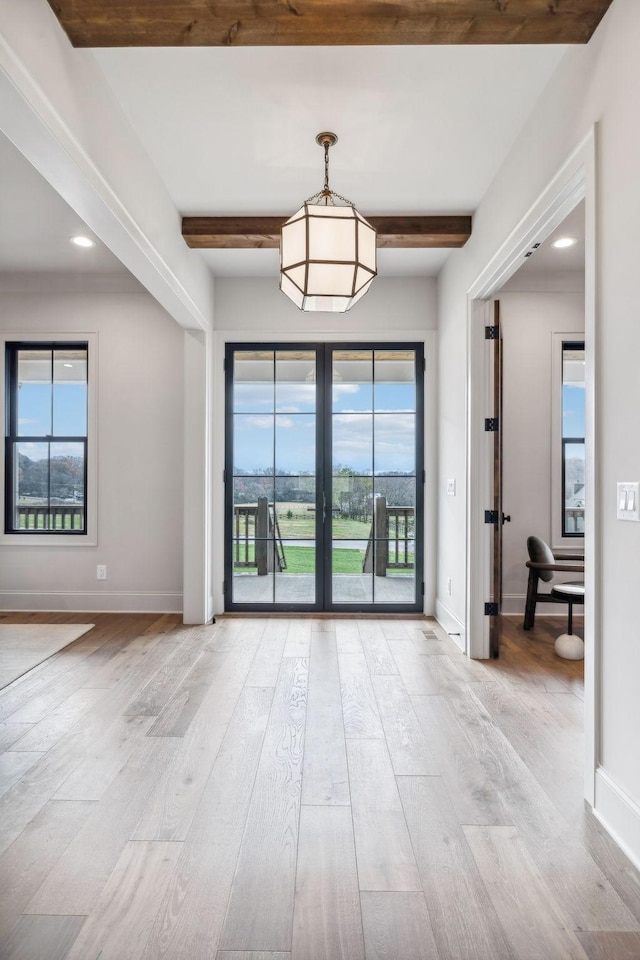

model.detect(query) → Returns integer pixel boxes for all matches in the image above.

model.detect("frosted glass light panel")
[280,204,376,313]
[230,349,318,605]
[331,349,418,605]
[562,342,585,536]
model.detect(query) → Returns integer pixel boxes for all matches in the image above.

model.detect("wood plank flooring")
[0,611,639,960]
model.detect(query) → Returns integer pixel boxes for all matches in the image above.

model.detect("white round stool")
[550,581,585,660]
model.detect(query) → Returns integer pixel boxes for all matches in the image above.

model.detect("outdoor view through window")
[562,341,585,537]
[5,343,88,534]
[228,346,421,609]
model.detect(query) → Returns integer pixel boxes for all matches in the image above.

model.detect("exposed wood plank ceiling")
[48,1,613,48]
[183,216,472,249]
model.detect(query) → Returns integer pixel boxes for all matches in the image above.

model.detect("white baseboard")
[435,598,465,652]
[501,593,585,618]
[594,766,640,873]
[502,593,527,615]
[0,590,183,614]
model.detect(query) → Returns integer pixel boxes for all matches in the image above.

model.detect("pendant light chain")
[323,139,330,202]
[305,134,353,207]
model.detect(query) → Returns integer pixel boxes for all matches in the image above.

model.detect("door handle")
[502,513,511,525]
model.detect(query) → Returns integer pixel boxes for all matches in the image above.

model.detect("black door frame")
[224,341,425,613]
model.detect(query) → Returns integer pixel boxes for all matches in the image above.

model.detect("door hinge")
[484,510,498,525]
[223,358,227,371]
[421,469,426,484]
[421,581,425,596]
[422,357,426,372]
[222,580,227,594]
[484,417,499,432]
[223,469,227,483]
[484,602,499,616]
[485,325,499,340]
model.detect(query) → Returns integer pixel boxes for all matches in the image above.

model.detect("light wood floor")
[1,610,640,960]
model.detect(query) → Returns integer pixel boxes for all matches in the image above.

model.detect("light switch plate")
[617,482,640,521]
[447,479,456,496]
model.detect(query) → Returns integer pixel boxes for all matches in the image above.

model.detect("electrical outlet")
[447,479,456,496]
[96,564,107,580]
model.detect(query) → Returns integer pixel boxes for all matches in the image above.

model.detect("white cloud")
[242,416,273,430]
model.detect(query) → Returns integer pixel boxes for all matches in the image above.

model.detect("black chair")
[523,535,584,630]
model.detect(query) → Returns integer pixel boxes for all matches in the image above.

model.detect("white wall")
[0,276,184,611]
[500,290,584,613]
[211,276,438,615]
[214,277,437,333]
[437,0,640,864]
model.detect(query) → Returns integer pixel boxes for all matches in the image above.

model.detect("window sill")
[0,533,97,547]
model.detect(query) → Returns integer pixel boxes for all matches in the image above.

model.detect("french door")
[224,342,424,612]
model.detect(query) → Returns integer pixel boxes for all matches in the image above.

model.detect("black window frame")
[5,340,89,536]
[561,339,585,539]
[224,340,425,614]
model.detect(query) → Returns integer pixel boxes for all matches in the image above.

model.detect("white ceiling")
[0,131,128,275]
[92,44,567,278]
[515,200,585,278]
[0,42,570,279]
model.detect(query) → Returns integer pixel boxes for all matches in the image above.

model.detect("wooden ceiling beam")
[47,1,613,48]
[182,215,472,249]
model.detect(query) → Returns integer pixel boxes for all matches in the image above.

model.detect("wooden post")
[255,496,269,576]
[375,496,388,578]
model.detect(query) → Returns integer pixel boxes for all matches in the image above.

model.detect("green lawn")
[285,546,365,574]
[234,544,365,574]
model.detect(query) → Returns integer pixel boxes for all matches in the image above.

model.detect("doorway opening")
[488,201,586,658]
[224,342,425,613]
[466,129,596,801]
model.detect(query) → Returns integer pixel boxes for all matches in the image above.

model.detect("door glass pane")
[233,415,274,475]
[333,415,373,475]
[331,348,418,606]
[275,541,316,603]
[276,414,315,475]
[274,476,316,534]
[233,352,274,413]
[332,476,373,539]
[374,350,416,412]
[275,352,316,413]
[332,350,373,412]
[374,413,416,474]
[231,349,317,606]
[332,540,372,603]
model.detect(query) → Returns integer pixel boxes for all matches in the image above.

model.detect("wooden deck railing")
[564,507,585,534]
[363,498,414,576]
[16,503,84,530]
[234,497,286,573]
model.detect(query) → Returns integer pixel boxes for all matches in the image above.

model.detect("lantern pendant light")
[280,132,377,313]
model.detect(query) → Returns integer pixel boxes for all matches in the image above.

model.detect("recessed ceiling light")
[70,235,95,248]
[552,237,577,249]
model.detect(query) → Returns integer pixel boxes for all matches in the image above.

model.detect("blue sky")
[17,383,87,459]
[233,381,417,475]
[563,384,586,439]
